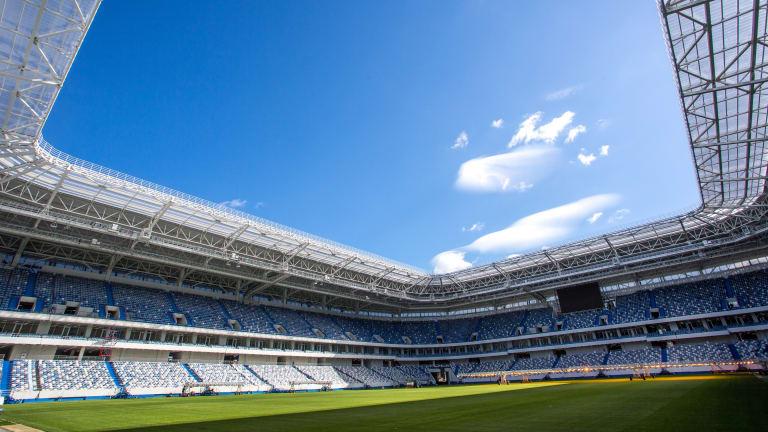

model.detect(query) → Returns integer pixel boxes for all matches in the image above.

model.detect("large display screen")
[557,282,603,313]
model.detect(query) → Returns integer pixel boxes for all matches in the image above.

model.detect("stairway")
[727,344,741,360]
[181,363,202,382]
[23,271,37,297]
[104,361,127,395]
[551,356,561,368]
[243,365,270,386]
[293,365,315,381]
[1,360,12,399]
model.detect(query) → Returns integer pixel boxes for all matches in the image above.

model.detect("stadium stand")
[370,366,413,385]
[296,365,359,388]
[606,348,661,365]
[396,365,434,384]
[247,365,312,390]
[112,284,174,325]
[112,361,191,394]
[335,366,395,387]
[667,342,734,363]
[557,351,606,368]
[733,340,768,360]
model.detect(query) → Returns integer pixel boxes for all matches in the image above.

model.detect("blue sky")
[43,0,700,273]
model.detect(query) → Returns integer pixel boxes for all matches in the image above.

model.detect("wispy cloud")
[462,223,485,233]
[577,151,597,166]
[451,131,469,150]
[600,145,610,156]
[455,145,560,193]
[565,125,587,143]
[464,194,620,254]
[219,198,247,209]
[596,119,611,129]
[491,118,504,129]
[432,250,472,274]
[545,85,583,101]
[432,194,621,272]
[608,208,630,224]
[508,111,575,147]
[586,212,603,224]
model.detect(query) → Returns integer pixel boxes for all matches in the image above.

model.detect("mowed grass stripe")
[2,383,560,432]
[3,375,766,432]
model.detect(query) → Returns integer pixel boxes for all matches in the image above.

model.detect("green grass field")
[1,375,766,432]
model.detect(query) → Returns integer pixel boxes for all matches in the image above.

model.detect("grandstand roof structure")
[0,0,765,312]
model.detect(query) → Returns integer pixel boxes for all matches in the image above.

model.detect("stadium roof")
[0,0,765,310]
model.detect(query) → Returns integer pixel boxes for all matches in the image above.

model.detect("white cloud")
[565,125,587,143]
[455,145,560,193]
[432,250,472,274]
[220,198,247,209]
[508,111,575,147]
[608,208,630,224]
[462,223,485,233]
[545,85,582,101]
[491,118,504,129]
[586,212,603,224]
[451,131,469,150]
[577,152,597,166]
[597,119,611,129]
[600,145,610,156]
[463,194,620,254]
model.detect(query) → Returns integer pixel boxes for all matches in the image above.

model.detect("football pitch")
[1,375,766,432]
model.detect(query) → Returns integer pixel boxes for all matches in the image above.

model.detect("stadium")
[0,0,763,430]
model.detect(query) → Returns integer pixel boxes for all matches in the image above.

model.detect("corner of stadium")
[0,0,764,431]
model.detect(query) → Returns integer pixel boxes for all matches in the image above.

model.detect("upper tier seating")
[42,274,107,309]
[0,267,29,309]
[221,300,277,334]
[475,310,526,340]
[560,309,600,330]
[523,308,554,331]
[440,318,477,343]
[730,271,768,309]
[172,293,229,330]
[303,312,347,340]
[264,306,315,338]
[400,321,437,344]
[613,290,651,324]
[5,267,768,347]
[333,315,373,341]
[655,280,726,317]
[112,284,174,325]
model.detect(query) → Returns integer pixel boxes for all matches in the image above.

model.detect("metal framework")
[0,0,765,312]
